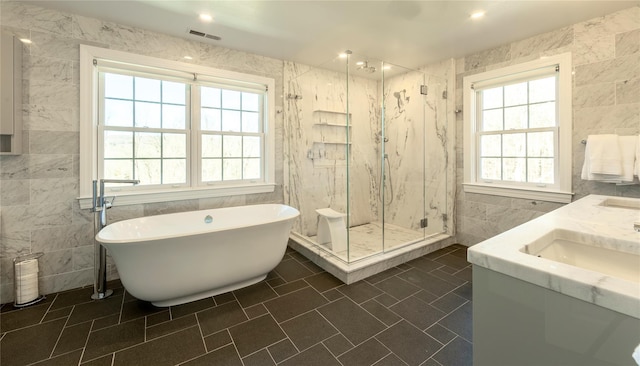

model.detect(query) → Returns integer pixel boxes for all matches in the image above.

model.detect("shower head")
[356,60,376,73]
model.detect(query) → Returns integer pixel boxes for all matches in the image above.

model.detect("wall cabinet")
[0,31,23,155]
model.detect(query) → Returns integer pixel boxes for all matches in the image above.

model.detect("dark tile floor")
[0,244,472,366]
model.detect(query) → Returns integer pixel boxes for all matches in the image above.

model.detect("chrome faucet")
[634,222,640,233]
[91,179,139,300]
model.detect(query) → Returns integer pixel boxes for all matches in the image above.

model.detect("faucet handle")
[104,196,116,209]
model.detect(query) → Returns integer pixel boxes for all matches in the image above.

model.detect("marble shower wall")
[283,61,380,237]
[284,57,455,243]
[382,68,449,235]
[455,6,640,245]
[0,1,285,302]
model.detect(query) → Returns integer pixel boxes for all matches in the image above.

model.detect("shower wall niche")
[284,54,454,269]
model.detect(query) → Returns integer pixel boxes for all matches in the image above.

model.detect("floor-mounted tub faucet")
[91,179,139,300]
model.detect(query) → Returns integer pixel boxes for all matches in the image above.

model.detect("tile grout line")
[194,307,208,354]
[48,300,74,360]
[77,309,98,366]
[39,294,58,323]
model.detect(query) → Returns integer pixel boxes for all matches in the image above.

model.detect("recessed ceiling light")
[356,61,364,66]
[470,11,486,19]
[19,38,32,44]
[338,53,348,58]
[383,65,391,70]
[199,13,213,22]
[183,56,193,60]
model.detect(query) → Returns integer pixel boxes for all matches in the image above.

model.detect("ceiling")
[26,0,638,70]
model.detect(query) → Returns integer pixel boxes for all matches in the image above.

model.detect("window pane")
[104,99,133,127]
[202,135,222,158]
[528,158,554,184]
[162,81,186,105]
[242,112,260,133]
[482,88,503,109]
[529,102,556,128]
[104,131,132,158]
[503,133,526,157]
[223,135,242,157]
[163,133,186,158]
[480,158,501,180]
[504,106,527,130]
[202,108,221,131]
[135,101,161,128]
[527,132,554,157]
[482,109,503,131]
[163,159,186,184]
[242,92,259,111]
[504,82,527,107]
[135,159,161,185]
[243,136,261,157]
[104,73,132,99]
[162,104,186,129]
[222,110,241,132]
[503,158,526,182]
[202,158,221,181]
[135,132,161,158]
[202,87,221,108]
[243,158,260,179]
[222,90,241,110]
[135,77,160,102]
[480,135,501,157]
[529,76,555,103]
[223,159,242,180]
[104,159,133,180]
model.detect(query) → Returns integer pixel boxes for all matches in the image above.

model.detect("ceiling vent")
[188,29,221,41]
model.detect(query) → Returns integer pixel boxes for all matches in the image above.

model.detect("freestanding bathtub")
[96,204,300,307]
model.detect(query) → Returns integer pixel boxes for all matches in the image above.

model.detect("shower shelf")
[313,141,352,145]
[313,123,351,127]
[313,110,351,125]
[313,109,351,116]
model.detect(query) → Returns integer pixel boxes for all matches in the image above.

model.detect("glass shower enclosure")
[284,51,449,264]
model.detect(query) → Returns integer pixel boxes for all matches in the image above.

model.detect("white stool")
[315,208,347,253]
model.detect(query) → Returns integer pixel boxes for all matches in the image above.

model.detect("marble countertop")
[468,195,640,318]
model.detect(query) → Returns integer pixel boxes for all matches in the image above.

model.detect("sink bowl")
[521,229,640,284]
[598,197,640,210]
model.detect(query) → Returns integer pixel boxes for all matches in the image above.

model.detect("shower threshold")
[288,227,454,284]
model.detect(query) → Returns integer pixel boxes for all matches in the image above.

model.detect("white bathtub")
[96,204,300,307]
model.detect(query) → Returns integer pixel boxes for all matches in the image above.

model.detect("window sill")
[77,183,276,210]
[463,183,573,204]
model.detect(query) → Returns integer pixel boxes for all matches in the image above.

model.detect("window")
[463,53,573,203]
[79,46,275,208]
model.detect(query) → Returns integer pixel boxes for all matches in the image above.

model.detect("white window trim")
[78,45,276,209]
[463,53,573,204]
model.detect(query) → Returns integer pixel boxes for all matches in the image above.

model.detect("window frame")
[463,53,573,203]
[78,45,276,209]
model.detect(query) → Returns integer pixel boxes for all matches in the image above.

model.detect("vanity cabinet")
[0,31,23,155]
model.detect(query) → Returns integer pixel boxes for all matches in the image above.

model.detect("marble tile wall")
[455,6,640,245]
[0,1,285,302]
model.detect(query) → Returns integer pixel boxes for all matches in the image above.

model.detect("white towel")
[581,134,623,182]
[617,135,638,183]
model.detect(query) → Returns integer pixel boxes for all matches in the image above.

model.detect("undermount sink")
[598,197,640,210]
[520,229,640,284]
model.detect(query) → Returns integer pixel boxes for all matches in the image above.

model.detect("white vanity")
[468,195,640,366]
